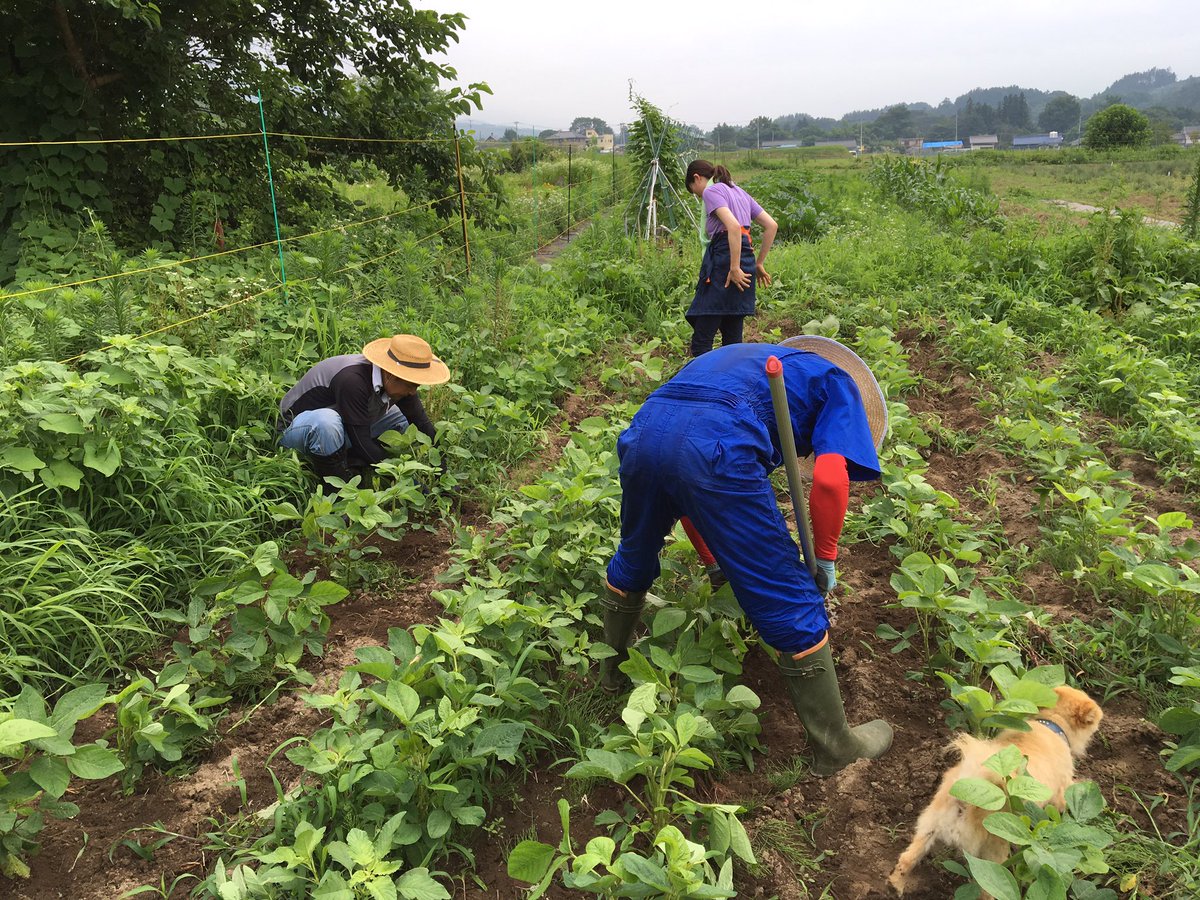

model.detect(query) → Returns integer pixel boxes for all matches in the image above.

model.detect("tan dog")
[888,686,1103,896]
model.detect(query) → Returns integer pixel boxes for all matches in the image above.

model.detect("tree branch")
[54,1,93,87]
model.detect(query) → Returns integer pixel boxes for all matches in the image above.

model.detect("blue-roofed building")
[1012,133,1064,150]
[921,140,964,152]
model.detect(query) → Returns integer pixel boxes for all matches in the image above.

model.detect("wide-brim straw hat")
[780,335,888,451]
[363,334,451,386]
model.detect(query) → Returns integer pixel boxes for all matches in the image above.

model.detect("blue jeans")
[605,388,826,655]
[279,408,410,457]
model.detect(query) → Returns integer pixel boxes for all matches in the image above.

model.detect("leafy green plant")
[0,684,123,877]
[169,541,350,696]
[1159,666,1200,773]
[947,745,1114,899]
[508,799,741,899]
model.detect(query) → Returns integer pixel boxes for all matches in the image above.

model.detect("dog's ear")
[1054,686,1103,730]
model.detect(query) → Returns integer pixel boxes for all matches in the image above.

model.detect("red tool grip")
[766,355,782,377]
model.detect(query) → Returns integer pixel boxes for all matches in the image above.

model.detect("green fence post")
[256,92,287,299]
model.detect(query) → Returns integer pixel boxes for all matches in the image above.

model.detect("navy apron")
[687,227,757,319]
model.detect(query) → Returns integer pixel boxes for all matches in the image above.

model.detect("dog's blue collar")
[1035,718,1069,744]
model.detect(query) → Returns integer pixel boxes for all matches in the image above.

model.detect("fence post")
[256,92,287,299]
[531,127,538,249]
[612,149,617,204]
[567,144,573,241]
[453,130,471,277]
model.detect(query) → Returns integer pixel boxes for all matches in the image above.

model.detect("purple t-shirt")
[702,182,763,238]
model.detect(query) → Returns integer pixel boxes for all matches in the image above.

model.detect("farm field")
[2,143,1200,900]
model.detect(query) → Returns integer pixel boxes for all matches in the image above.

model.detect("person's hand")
[814,558,837,596]
[756,263,772,286]
[725,266,751,292]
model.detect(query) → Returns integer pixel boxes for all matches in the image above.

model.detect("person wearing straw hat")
[601,338,892,776]
[279,334,450,482]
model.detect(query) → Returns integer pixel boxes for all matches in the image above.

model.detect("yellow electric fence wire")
[0,133,261,148]
[4,193,459,302]
[57,220,462,365]
[265,132,456,145]
[0,130,463,149]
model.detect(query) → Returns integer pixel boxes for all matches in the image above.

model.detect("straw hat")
[780,335,888,450]
[362,334,450,386]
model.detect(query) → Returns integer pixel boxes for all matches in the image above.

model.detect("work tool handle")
[766,356,818,577]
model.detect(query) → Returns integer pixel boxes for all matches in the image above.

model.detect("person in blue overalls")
[684,160,778,357]
[601,340,893,776]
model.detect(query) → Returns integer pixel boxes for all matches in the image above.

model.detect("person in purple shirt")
[684,160,778,356]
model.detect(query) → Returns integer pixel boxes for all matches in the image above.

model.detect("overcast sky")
[423,0,1199,129]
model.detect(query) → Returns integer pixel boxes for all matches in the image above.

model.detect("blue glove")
[814,558,837,596]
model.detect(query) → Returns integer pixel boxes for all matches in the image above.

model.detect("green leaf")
[307,580,350,605]
[396,868,450,900]
[507,840,559,883]
[368,682,421,724]
[1007,775,1053,805]
[982,812,1033,846]
[950,777,1007,810]
[1005,678,1059,708]
[39,413,85,434]
[982,745,1025,778]
[30,756,71,798]
[65,744,124,780]
[709,811,731,854]
[0,447,45,473]
[51,683,110,731]
[964,854,1020,900]
[427,809,452,839]
[41,459,84,490]
[1157,706,1200,735]
[82,439,121,476]
[728,812,756,863]
[0,718,59,746]
[725,685,760,709]
[616,852,671,891]
[1065,781,1105,822]
[652,608,686,637]
[679,665,720,683]
[1024,866,1067,900]
[470,722,525,763]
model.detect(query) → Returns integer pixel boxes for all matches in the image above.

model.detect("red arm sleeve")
[810,453,849,561]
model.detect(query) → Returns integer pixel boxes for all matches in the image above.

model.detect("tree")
[1,0,489,275]
[569,117,612,134]
[998,92,1031,130]
[1038,94,1081,134]
[747,115,775,146]
[503,128,520,141]
[874,104,913,140]
[1144,109,1178,146]
[960,98,997,136]
[711,123,739,150]
[1083,104,1152,149]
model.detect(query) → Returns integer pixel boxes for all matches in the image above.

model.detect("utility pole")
[757,120,761,149]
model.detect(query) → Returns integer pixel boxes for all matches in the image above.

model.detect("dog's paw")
[887,866,909,896]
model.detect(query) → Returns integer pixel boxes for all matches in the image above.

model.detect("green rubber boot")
[778,642,893,776]
[599,586,646,693]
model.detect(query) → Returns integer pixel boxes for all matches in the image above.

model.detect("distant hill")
[466,67,1200,141]
[834,73,1200,127]
[1097,68,1200,113]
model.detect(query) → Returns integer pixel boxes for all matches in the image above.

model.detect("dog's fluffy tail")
[950,733,1006,787]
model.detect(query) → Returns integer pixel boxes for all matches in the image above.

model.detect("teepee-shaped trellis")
[623,113,697,240]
